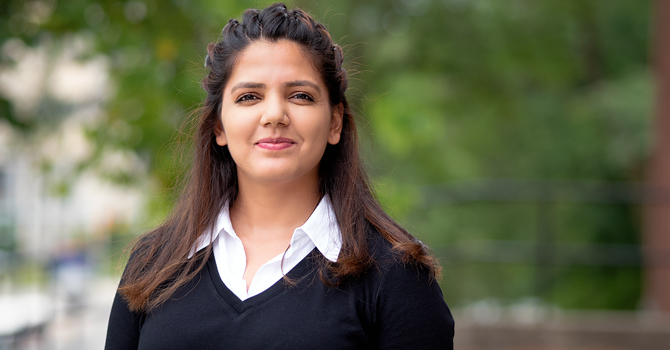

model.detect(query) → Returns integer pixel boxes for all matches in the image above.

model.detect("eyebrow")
[285,80,321,93]
[229,80,321,94]
[230,82,265,93]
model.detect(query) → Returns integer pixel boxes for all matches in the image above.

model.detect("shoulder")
[362,225,444,307]
[365,225,433,278]
[121,230,172,280]
[365,230,440,298]
[363,227,455,349]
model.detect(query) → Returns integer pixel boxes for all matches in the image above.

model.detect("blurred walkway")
[46,277,117,350]
[455,306,670,350]
[1,276,118,350]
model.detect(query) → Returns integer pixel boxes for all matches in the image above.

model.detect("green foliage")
[0,0,652,310]
[353,0,651,310]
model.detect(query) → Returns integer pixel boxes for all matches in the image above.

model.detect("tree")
[0,0,654,310]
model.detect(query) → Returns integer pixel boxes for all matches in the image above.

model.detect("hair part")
[119,2,439,313]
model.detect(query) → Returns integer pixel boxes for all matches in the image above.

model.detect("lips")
[255,137,296,150]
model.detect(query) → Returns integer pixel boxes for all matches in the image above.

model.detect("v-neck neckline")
[206,248,319,314]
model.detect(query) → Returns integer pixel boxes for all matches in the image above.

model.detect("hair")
[119,2,440,313]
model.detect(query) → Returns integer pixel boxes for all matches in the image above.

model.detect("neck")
[230,174,321,238]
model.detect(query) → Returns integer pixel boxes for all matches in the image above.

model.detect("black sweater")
[105,236,454,349]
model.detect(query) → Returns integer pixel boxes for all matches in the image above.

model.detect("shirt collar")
[294,195,342,262]
[189,195,342,262]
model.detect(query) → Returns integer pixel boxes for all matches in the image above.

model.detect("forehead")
[226,40,323,89]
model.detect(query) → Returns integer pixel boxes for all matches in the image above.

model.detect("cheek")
[317,115,335,142]
[299,109,332,137]
[302,115,333,161]
[220,118,254,155]
[221,110,255,136]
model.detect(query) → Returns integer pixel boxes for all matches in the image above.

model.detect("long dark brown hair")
[119,2,439,313]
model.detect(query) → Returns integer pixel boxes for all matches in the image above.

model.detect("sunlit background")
[1,0,669,349]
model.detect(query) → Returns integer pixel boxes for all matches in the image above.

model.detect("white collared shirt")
[190,196,342,301]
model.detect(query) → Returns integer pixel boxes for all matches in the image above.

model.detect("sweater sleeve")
[104,288,142,350]
[374,260,455,350]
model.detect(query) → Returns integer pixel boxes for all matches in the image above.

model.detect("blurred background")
[1,0,669,349]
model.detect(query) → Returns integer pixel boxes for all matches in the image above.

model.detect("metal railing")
[420,179,670,297]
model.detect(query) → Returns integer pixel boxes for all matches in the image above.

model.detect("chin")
[242,166,318,186]
[260,171,311,184]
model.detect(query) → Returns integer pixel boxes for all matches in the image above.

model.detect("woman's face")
[215,39,343,187]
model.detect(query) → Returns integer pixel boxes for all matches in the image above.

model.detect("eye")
[291,93,314,102]
[235,93,259,103]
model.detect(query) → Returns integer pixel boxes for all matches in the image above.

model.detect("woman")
[105,3,454,349]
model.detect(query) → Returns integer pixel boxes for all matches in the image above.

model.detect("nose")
[260,94,289,127]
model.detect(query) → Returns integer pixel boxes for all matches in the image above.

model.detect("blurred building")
[0,33,148,349]
[0,35,146,264]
